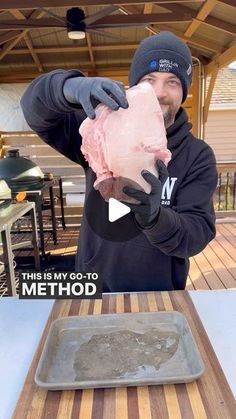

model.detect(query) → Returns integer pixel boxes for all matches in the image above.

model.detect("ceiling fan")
[32,5,123,41]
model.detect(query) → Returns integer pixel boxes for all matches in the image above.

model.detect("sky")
[228,61,236,69]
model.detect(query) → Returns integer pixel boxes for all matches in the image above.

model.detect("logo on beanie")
[186,64,192,76]
[159,59,179,72]
[149,60,158,70]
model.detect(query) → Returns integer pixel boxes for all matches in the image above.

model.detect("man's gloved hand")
[122,160,169,228]
[63,76,129,119]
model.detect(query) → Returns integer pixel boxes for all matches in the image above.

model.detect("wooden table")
[12,291,236,418]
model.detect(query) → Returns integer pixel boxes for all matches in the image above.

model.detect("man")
[21,31,218,292]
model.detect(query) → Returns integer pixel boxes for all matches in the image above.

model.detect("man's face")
[138,72,183,128]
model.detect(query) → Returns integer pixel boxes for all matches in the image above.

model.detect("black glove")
[63,76,129,119]
[123,160,169,228]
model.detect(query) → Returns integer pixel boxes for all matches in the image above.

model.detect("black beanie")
[129,31,193,103]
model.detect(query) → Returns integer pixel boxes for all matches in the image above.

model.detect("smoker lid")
[0,149,44,191]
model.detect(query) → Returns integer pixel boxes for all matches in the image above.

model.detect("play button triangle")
[108,198,131,222]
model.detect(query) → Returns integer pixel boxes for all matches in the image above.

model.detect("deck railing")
[215,162,236,218]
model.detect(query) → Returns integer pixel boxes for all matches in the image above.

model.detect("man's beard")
[163,112,173,128]
[162,107,178,128]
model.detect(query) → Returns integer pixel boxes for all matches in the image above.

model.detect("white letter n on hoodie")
[161,177,178,200]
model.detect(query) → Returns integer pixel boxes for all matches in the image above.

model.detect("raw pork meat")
[79,82,171,203]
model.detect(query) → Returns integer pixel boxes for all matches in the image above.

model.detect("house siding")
[204,109,236,162]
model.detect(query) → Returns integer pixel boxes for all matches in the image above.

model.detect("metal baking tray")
[35,311,205,390]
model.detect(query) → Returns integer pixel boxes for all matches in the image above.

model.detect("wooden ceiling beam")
[219,0,236,7]
[8,12,43,73]
[0,67,131,83]
[119,5,141,15]
[0,14,194,30]
[86,33,96,69]
[1,37,218,73]
[24,33,43,72]
[0,10,26,49]
[0,71,56,83]
[2,57,133,67]
[86,33,96,70]
[143,2,154,37]
[8,8,44,72]
[143,3,154,14]
[0,1,205,11]
[184,0,217,38]
[203,16,236,36]
[160,2,236,38]
[0,31,22,45]
[1,1,231,74]
[9,43,139,54]
[159,27,220,53]
[0,18,64,30]
[119,4,158,37]
[205,43,236,76]
[84,6,96,70]
[9,9,26,19]
[193,0,217,19]
[119,4,219,55]
[0,57,133,72]
[0,7,24,53]
[5,32,219,60]
[0,31,27,61]
[0,9,45,61]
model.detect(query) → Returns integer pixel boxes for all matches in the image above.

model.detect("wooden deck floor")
[1,223,236,296]
[187,223,236,290]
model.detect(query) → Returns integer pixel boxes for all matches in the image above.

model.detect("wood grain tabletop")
[12,291,236,419]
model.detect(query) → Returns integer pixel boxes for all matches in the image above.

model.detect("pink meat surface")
[79,82,171,203]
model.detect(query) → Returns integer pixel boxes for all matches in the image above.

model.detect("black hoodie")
[21,69,218,291]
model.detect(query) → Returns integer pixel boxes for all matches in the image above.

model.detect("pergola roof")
[0,1,235,82]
